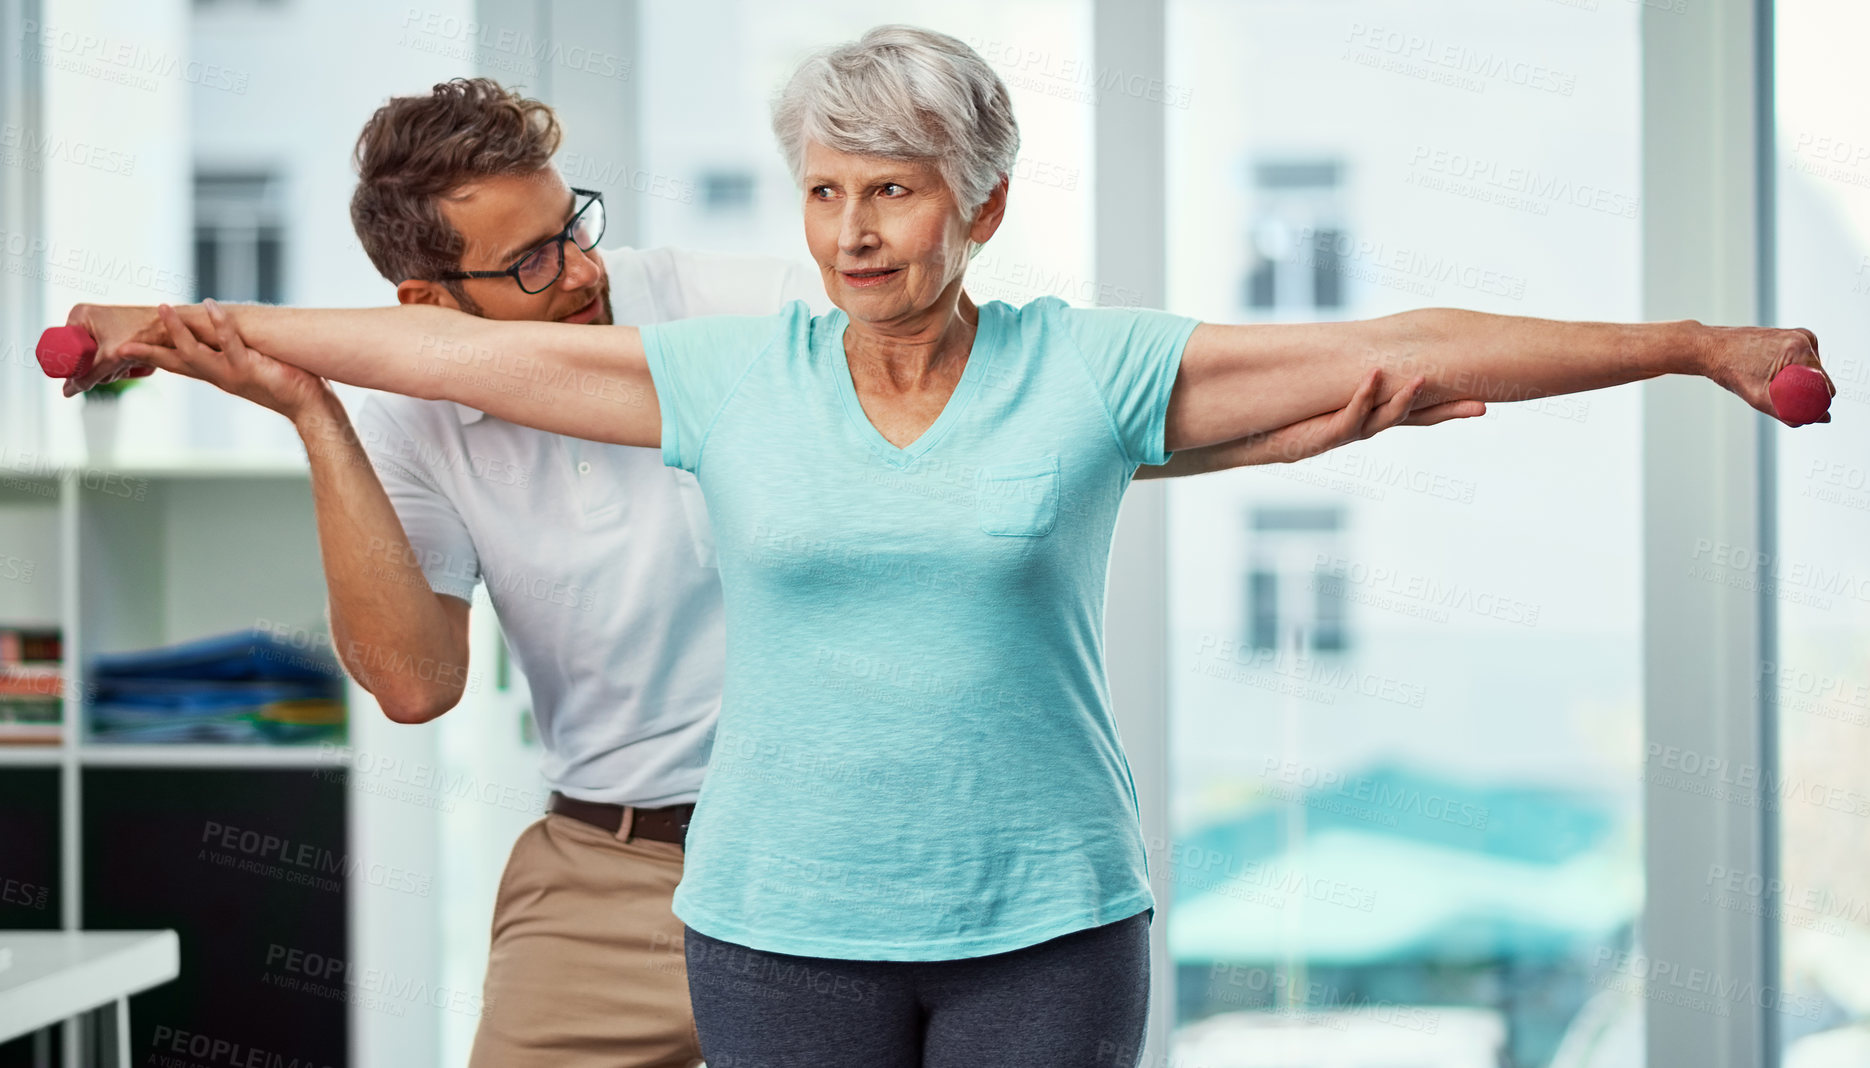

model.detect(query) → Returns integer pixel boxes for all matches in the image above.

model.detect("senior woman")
[69,24,1829,1065]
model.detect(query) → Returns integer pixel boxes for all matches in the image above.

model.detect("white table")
[0,931,179,1068]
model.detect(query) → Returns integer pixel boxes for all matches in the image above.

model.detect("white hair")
[770,25,1021,216]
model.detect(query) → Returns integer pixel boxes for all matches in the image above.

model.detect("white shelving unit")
[74,745,350,768]
[0,457,372,1066]
[1,461,350,841]
[2,454,543,1067]
[0,747,67,767]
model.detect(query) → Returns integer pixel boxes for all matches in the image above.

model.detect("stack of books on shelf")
[0,627,63,745]
[88,627,348,745]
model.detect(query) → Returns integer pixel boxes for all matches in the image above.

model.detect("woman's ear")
[968,176,1010,246]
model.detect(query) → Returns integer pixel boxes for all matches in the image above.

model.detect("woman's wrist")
[1674,318,1714,378]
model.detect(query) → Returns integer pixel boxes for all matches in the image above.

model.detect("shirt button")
[578,462,591,475]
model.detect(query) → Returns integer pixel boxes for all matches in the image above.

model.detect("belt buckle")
[614,805,636,843]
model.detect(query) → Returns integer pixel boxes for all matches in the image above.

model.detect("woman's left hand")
[1698,324,1835,425]
[1137,367,1486,479]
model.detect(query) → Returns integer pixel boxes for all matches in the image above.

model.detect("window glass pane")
[192,171,283,304]
[193,231,219,304]
[1166,3,1645,1064]
[1773,3,1870,1063]
[256,227,283,304]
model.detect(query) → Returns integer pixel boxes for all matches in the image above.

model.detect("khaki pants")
[468,813,704,1068]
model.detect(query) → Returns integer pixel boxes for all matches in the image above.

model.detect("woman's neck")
[843,286,979,393]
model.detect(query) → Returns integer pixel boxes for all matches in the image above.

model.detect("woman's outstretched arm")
[65,300,661,449]
[1163,309,1834,453]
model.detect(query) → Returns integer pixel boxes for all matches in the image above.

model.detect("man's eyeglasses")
[437,188,606,294]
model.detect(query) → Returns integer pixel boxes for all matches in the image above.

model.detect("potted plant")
[81,376,142,463]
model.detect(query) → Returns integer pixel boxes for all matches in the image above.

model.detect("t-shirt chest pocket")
[977,455,1059,537]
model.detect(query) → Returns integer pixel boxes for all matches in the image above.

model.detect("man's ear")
[395,279,461,309]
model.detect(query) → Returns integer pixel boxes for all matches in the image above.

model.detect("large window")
[1772,3,1870,1065]
[1165,3,1645,1065]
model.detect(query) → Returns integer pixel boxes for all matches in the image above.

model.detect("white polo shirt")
[351,245,823,807]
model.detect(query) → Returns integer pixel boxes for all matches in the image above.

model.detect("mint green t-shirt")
[640,294,1199,961]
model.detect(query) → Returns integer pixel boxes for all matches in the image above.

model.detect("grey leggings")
[684,908,1153,1068]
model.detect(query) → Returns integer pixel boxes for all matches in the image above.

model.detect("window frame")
[0,0,45,455]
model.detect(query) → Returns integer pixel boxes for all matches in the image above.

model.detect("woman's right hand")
[58,303,170,396]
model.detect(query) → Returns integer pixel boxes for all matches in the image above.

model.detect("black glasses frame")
[436,188,606,294]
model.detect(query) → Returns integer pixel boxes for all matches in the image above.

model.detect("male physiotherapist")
[128,77,1478,1068]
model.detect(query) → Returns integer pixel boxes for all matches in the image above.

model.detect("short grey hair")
[771,25,1020,216]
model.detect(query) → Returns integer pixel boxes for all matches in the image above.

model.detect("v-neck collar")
[829,302,998,470]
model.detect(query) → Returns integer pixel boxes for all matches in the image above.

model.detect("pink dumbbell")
[36,325,154,381]
[1769,364,1830,427]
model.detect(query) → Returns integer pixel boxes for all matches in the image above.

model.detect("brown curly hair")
[349,78,562,297]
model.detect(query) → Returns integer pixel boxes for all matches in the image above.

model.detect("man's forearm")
[293,391,469,722]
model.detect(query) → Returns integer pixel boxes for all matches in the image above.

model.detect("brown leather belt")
[548,791,692,847]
